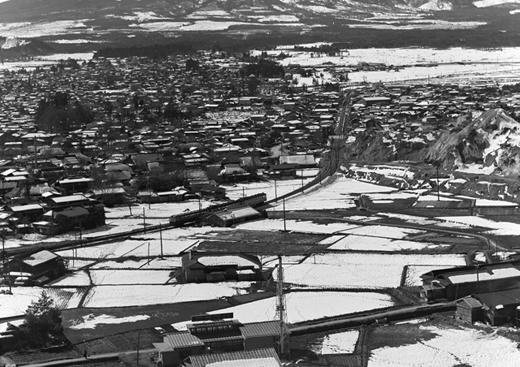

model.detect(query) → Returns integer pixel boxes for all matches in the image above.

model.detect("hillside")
[343,108,520,178]
[0,0,518,52]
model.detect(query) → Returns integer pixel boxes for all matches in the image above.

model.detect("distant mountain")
[0,0,518,52]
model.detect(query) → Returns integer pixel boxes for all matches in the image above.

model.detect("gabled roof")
[239,321,281,338]
[190,348,281,367]
[22,250,59,267]
[163,332,205,349]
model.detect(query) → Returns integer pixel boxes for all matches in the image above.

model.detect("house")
[202,206,262,228]
[267,164,297,178]
[154,313,284,367]
[420,260,520,302]
[4,203,44,222]
[474,288,520,326]
[182,252,267,283]
[41,195,94,210]
[279,154,316,168]
[6,250,65,286]
[55,177,94,195]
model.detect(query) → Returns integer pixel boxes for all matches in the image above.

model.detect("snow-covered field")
[82,282,253,308]
[326,234,445,252]
[283,253,466,289]
[311,330,360,355]
[369,324,520,367]
[263,175,396,211]
[56,238,195,260]
[89,257,183,269]
[88,270,175,285]
[439,216,520,236]
[0,287,84,318]
[173,291,394,329]
[223,178,313,202]
[69,314,151,330]
[237,219,361,234]
[0,20,93,38]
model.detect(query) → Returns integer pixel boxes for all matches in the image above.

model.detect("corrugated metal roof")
[457,296,482,309]
[165,332,204,348]
[199,335,243,343]
[205,357,280,367]
[190,348,281,367]
[240,321,281,338]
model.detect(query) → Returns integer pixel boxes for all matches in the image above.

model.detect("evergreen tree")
[20,291,63,348]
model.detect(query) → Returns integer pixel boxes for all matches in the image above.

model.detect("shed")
[455,296,483,324]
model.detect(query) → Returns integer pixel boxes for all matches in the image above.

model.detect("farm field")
[4,165,520,364]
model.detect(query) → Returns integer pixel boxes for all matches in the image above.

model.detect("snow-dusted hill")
[426,109,520,175]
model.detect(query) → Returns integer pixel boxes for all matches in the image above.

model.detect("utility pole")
[276,255,289,358]
[283,198,286,233]
[159,224,164,258]
[136,329,142,365]
[143,208,146,232]
[1,232,11,294]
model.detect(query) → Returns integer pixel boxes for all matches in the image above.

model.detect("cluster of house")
[1,52,520,236]
[154,313,286,367]
[420,258,520,326]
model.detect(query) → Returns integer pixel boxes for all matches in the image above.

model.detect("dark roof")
[239,321,281,338]
[456,296,483,309]
[475,287,520,308]
[190,348,281,367]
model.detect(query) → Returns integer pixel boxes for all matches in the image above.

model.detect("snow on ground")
[369,324,520,367]
[237,219,361,234]
[377,213,440,226]
[50,270,91,287]
[56,237,195,260]
[64,259,97,270]
[349,165,415,180]
[89,270,175,285]
[313,330,360,355]
[89,257,183,269]
[187,10,234,19]
[474,0,520,7]
[69,314,150,330]
[327,234,443,252]
[105,200,213,219]
[265,176,396,211]
[456,196,518,207]
[82,282,253,308]
[173,291,394,329]
[273,47,520,84]
[248,15,300,22]
[439,216,520,236]
[136,20,267,32]
[130,22,186,32]
[0,287,84,318]
[283,253,466,289]
[223,178,313,202]
[0,20,93,38]
[261,255,307,266]
[347,20,485,30]
[340,225,425,239]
